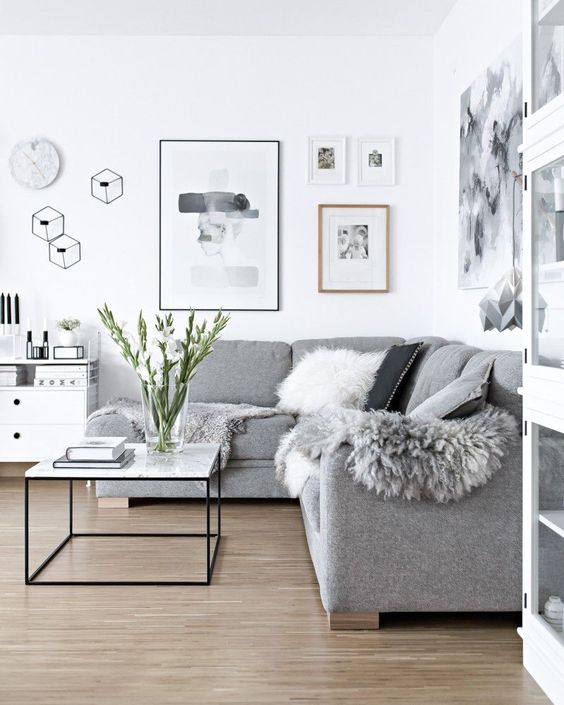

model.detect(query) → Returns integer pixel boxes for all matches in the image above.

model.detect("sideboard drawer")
[0,390,85,424]
[0,424,84,461]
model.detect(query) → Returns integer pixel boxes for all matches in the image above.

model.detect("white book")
[36,365,89,374]
[53,448,135,469]
[34,378,89,387]
[66,437,127,461]
[35,370,88,379]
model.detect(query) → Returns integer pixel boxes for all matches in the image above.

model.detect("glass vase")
[141,380,189,454]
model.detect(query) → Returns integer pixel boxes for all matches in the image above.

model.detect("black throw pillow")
[365,342,423,411]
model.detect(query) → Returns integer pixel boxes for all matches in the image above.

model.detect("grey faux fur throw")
[275,405,519,502]
[88,399,282,469]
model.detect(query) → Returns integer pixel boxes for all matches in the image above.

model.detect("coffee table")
[24,443,221,586]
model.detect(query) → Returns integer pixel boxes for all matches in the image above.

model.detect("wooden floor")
[0,478,549,705]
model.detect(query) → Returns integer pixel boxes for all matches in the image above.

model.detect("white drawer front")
[0,424,85,461]
[0,390,85,424]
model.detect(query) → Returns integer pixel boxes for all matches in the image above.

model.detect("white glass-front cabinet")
[522,3,564,703]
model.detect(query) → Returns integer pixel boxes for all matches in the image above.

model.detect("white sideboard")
[0,360,98,462]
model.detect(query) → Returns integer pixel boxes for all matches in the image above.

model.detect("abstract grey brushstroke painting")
[160,140,279,311]
[458,39,523,289]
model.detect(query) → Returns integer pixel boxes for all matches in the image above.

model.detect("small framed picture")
[318,204,390,293]
[357,137,396,186]
[308,136,347,184]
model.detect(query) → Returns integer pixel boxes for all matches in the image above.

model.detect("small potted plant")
[56,318,81,346]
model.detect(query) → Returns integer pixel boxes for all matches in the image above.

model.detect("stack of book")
[0,365,26,386]
[53,437,135,469]
[34,361,99,387]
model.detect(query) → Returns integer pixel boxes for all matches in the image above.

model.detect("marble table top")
[25,443,220,480]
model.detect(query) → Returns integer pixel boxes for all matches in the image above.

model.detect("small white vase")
[544,596,564,632]
[59,329,78,346]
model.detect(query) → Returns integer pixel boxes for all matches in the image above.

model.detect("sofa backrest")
[464,350,523,422]
[190,337,523,419]
[189,339,292,407]
[291,336,404,363]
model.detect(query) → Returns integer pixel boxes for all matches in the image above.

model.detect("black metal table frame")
[24,453,221,586]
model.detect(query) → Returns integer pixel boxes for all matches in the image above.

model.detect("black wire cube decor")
[32,206,65,242]
[49,234,81,269]
[91,168,123,204]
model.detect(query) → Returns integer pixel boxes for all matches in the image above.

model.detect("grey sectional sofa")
[87,336,523,628]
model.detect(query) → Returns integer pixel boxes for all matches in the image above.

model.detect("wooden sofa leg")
[98,497,130,509]
[328,612,380,630]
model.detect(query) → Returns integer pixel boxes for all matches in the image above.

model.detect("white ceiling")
[0,0,457,36]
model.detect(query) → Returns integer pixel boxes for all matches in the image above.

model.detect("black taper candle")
[6,294,11,325]
[14,294,19,325]
[0,293,4,325]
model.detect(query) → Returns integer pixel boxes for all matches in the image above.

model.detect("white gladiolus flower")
[165,339,181,361]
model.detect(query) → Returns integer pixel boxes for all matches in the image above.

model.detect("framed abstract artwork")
[318,204,390,293]
[357,137,396,186]
[159,140,279,311]
[308,136,347,184]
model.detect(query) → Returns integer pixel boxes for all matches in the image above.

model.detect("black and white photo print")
[458,39,522,289]
[318,147,336,170]
[160,140,279,311]
[368,151,383,168]
[337,225,369,260]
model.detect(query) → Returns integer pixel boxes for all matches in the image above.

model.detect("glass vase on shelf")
[141,379,189,454]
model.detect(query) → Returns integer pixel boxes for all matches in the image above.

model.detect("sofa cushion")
[394,336,449,413]
[291,336,404,364]
[366,342,424,411]
[189,340,292,407]
[405,344,481,414]
[463,350,523,423]
[231,414,296,460]
[277,348,386,415]
[409,359,493,419]
[300,475,320,534]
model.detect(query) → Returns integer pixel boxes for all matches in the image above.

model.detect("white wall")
[0,36,434,402]
[432,0,523,348]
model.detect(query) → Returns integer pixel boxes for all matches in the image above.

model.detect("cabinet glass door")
[535,424,564,637]
[533,0,564,113]
[532,156,564,367]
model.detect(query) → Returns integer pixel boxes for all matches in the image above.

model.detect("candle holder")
[0,333,24,360]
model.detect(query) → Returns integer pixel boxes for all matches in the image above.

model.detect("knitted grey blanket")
[275,405,519,502]
[88,399,282,468]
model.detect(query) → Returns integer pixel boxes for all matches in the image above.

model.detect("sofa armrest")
[85,410,142,442]
[318,441,522,614]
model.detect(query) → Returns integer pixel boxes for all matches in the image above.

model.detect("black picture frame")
[159,139,280,312]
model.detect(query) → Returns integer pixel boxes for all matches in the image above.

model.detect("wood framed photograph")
[308,136,347,184]
[357,137,396,186]
[318,204,389,293]
[159,139,279,311]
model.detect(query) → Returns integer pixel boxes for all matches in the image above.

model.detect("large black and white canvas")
[458,40,523,289]
[160,140,279,310]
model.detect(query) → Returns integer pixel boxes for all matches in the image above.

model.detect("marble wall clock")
[9,138,60,189]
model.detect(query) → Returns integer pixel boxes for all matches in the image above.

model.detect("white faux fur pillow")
[276,347,386,416]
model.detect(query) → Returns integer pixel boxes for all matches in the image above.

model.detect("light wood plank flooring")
[0,478,549,705]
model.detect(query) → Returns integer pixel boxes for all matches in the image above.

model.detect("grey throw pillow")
[408,359,494,420]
